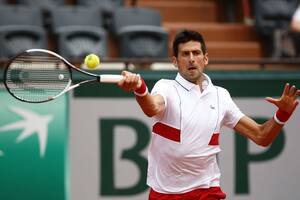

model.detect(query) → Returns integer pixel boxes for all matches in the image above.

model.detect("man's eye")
[193,51,201,55]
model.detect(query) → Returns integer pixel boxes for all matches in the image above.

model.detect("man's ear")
[172,56,178,68]
[204,52,209,65]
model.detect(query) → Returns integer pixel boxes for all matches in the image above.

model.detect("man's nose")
[189,52,195,62]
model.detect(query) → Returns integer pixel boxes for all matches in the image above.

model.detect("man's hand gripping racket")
[117,71,148,97]
[3,49,123,103]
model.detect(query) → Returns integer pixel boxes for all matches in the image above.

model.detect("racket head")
[4,49,72,103]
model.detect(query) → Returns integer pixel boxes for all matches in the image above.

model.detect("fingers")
[265,97,279,106]
[291,86,300,100]
[287,84,300,100]
[265,97,275,103]
[117,71,127,87]
[288,85,296,96]
[283,83,289,96]
[125,73,139,90]
[282,83,300,99]
[118,70,141,92]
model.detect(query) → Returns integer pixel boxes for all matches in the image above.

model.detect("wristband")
[134,77,148,97]
[273,109,291,125]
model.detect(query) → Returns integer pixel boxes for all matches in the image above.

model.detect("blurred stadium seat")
[0,5,47,59]
[14,0,68,34]
[112,7,168,58]
[49,6,108,60]
[76,0,124,28]
[15,0,65,10]
[76,0,124,14]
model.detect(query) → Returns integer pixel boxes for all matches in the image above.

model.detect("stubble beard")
[183,69,203,84]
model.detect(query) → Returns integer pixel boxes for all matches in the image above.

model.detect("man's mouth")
[188,66,197,70]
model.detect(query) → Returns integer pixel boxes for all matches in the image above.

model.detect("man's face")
[173,40,208,84]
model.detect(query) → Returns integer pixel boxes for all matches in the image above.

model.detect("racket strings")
[5,53,71,102]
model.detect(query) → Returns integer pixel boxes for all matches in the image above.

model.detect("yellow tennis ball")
[84,54,100,69]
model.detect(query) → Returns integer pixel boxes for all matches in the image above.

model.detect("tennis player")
[117,29,300,200]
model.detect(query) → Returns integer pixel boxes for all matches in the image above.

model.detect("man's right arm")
[135,93,165,117]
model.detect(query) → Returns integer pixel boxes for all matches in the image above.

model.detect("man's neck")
[199,74,208,92]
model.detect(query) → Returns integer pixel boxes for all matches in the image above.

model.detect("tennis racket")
[3,49,123,103]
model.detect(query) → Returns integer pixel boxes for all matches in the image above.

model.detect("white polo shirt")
[147,73,244,194]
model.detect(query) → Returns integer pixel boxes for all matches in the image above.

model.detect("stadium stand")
[0,0,298,71]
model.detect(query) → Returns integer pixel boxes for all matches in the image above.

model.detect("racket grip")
[100,75,123,83]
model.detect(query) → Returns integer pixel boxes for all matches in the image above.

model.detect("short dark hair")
[172,29,207,57]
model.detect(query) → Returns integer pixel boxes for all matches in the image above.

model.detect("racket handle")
[100,75,123,83]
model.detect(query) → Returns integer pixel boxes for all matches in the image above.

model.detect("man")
[117,30,300,200]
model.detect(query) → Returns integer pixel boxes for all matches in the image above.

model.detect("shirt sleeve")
[222,89,245,129]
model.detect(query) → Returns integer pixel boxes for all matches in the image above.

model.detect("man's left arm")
[234,83,300,147]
